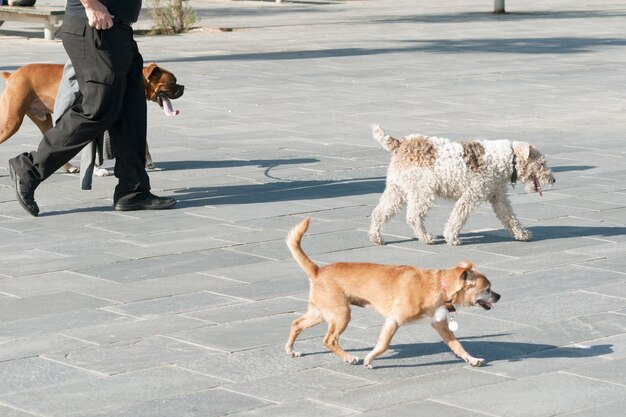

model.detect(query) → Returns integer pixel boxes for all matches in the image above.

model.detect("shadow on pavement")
[174,176,385,206]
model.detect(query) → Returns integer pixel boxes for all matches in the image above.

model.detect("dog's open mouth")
[157,93,180,116]
[533,175,543,196]
[476,299,493,310]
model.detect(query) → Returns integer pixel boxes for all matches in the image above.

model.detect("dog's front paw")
[445,235,461,246]
[66,166,80,174]
[285,348,301,358]
[421,233,436,245]
[369,233,385,246]
[145,160,156,170]
[343,355,359,365]
[94,167,112,177]
[515,229,533,242]
[468,356,485,367]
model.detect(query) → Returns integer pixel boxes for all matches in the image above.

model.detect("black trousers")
[11,15,150,204]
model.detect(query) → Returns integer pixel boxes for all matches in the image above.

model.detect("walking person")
[8,0,176,216]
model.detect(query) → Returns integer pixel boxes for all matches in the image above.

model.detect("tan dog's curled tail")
[372,124,400,152]
[286,218,319,278]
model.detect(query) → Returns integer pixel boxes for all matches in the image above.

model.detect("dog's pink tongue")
[159,94,179,116]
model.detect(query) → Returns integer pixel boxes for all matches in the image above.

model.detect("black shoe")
[114,193,177,211]
[8,161,39,217]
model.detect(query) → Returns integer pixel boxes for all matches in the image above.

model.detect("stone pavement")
[1,0,626,415]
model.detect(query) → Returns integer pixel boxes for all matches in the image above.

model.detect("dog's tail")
[0,72,11,82]
[286,218,319,279]
[372,124,400,152]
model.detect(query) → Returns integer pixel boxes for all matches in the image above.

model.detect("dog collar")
[511,154,518,184]
[441,278,456,313]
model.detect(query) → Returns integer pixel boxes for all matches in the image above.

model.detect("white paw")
[286,349,301,358]
[145,161,156,170]
[445,235,461,246]
[469,357,485,367]
[369,233,384,245]
[344,355,359,365]
[515,230,533,241]
[66,166,80,174]
[421,233,436,245]
[94,167,112,177]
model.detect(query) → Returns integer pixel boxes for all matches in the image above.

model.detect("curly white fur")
[369,125,555,246]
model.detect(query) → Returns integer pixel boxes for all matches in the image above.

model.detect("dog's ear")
[514,142,532,160]
[144,62,160,80]
[455,261,474,281]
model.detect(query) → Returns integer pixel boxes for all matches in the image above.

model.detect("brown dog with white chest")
[0,62,184,171]
[285,218,500,368]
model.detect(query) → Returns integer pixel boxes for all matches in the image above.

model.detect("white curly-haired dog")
[369,125,555,246]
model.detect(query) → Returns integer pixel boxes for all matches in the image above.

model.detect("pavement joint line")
[306,397,362,414]
[427,398,503,417]
[39,354,110,377]
[577,290,626,301]
[97,307,144,320]
[158,335,231,354]
[57,333,101,346]
[168,364,235,383]
[0,401,48,417]
[558,371,626,388]
[217,386,280,405]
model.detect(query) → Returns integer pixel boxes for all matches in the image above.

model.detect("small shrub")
[147,0,198,35]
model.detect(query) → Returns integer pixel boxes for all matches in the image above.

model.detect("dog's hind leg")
[323,310,359,365]
[431,321,484,366]
[363,317,399,369]
[369,184,405,245]
[490,193,532,241]
[443,193,481,245]
[406,187,436,244]
[285,306,323,358]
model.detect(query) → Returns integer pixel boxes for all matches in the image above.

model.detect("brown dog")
[0,62,184,171]
[285,218,501,368]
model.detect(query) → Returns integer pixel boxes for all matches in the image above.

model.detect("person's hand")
[82,0,113,30]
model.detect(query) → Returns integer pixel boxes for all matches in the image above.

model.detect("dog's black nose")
[492,292,501,302]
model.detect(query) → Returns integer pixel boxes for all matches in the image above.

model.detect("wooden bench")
[0,5,64,40]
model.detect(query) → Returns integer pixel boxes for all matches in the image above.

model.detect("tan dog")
[0,62,184,171]
[285,218,500,368]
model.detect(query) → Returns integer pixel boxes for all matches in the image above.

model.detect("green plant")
[147,0,198,35]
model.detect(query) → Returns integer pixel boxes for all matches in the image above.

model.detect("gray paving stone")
[227,399,358,417]
[359,400,489,417]
[73,249,268,283]
[77,272,243,303]
[226,368,375,403]
[60,314,210,345]
[0,292,113,322]
[568,356,626,385]
[187,297,307,324]
[0,357,99,395]
[558,398,626,417]
[0,406,38,417]
[316,367,509,412]
[0,334,92,362]
[104,290,246,318]
[78,388,272,417]
[433,372,625,417]
[45,336,220,375]
[171,313,315,352]
[0,366,223,417]
[0,309,134,341]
